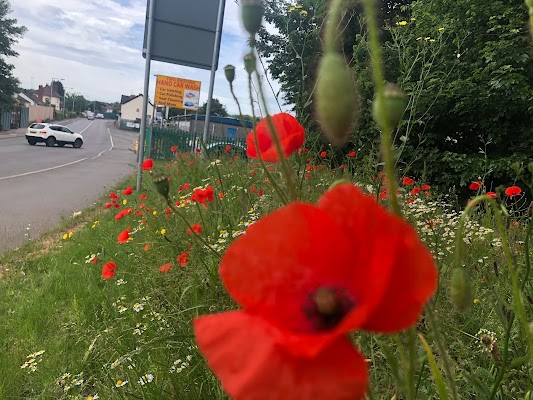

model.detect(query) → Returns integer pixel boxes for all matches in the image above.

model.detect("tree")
[353,0,533,196]
[52,80,64,98]
[0,0,26,110]
[198,98,228,117]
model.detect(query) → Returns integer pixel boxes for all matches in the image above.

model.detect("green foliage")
[198,98,228,117]
[353,0,533,196]
[0,0,26,110]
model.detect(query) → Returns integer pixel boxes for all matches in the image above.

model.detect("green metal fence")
[148,127,247,160]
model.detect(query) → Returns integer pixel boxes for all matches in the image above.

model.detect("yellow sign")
[154,75,201,110]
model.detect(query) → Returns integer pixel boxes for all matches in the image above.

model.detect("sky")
[7,0,290,116]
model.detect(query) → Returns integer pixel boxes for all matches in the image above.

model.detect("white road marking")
[80,120,95,133]
[108,127,114,148]
[0,158,88,181]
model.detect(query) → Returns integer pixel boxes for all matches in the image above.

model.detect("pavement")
[0,118,81,140]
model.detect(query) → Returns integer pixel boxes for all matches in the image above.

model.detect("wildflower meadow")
[1,0,532,399]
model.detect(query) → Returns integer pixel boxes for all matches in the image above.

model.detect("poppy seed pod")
[244,53,256,75]
[450,267,472,311]
[315,53,360,146]
[224,65,236,83]
[372,83,407,131]
[153,174,170,199]
[241,0,264,35]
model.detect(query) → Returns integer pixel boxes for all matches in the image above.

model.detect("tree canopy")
[198,98,229,117]
[0,0,26,110]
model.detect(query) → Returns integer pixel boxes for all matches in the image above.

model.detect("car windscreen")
[31,124,46,129]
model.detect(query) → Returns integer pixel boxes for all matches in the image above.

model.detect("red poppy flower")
[140,193,147,201]
[110,192,119,200]
[194,184,437,400]
[105,203,112,209]
[340,165,345,170]
[486,192,497,199]
[421,184,431,191]
[142,158,153,171]
[348,151,356,157]
[246,113,305,162]
[469,180,482,191]
[410,187,421,196]
[402,177,415,186]
[102,261,117,279]
[171,146,178,152]
[219,193,224,199]
[136,211,143,217]
[258,189,264,196]
[320,151,327,158]
[189,161,195,166]
[165,208,172,215]
[505,186,521,198]
[91,257,98,265]
[250,185,257,193]
[177,252,189,267]
[160,262,173,273]
[144,243,151,251]
[191,186,215,204]
[123,187,133,195]
[117,228,131,244]
[187,224,203,235]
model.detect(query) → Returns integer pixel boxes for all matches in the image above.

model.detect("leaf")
[418,333,449,400]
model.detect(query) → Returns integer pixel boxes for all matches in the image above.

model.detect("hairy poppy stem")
[247,74,290,205]
[362,0,401,217]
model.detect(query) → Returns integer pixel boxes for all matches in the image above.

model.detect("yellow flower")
[91,220,99,229]
[68,231,73,238]
[473,298,481,304]
[152,211,157,216]
[424,37,431,41]
[62,233,68,240]
[416,37,422,40]
[300,10,307,16]
[295,4,302,8]
[410,17,416,21]
[288,6,295,12]
[122,199,127,205]
[161,229,167,235]
[429,39,436,42]
[396,20,407,26]
[438,27,445,31]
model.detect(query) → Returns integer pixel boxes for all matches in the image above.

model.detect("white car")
[26,123,84,148]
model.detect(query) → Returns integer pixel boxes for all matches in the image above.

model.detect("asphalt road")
[0,119,139,255]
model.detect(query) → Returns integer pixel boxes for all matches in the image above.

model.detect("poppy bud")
[153,174,170,199]
[241,0,263,35]
[224,65,235,83]
[315,53,360,146]
[528,162,533,175]
[511,162,522,175]
[450,267,472,311]
[372,83,407,131]
[244,53,256,75]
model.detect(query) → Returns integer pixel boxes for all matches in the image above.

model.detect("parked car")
[26,123,84,148]
[96,113,104,119]
[87,112,95,120]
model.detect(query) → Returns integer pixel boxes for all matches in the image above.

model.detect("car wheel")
[46,136,56,147]
[58,143,65,147]
[73,139,83,148]
[27,138,37,145]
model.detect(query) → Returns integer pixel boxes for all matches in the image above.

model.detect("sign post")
[136,0,155,193]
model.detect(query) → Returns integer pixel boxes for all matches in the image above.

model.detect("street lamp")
[51,77,64,110]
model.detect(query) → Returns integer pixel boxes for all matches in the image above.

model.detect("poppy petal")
[220,203,362,336]
[318,184,437,332]
[194,311,368,400]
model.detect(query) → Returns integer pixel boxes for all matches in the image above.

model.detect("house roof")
[41,84,61,99]
[16,93,35,105]
[120,94,153,107]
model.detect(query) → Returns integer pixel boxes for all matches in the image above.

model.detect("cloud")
[7,0,290,116]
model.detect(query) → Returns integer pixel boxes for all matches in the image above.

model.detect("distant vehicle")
[184,101,195,108]
[87,112,95,120]
[96,113,104,119]
[26,123,84,148]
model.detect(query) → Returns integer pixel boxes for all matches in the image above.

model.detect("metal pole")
[201,0,225,145]
[152,74,158,127]
[136,0,155,192]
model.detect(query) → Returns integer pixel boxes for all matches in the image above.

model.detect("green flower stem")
[247,74,290,205]
[164,197,221,260]
[363,0,402,217]
[488,314,515,400]
[253,70,298,202]
[407,328,417,400]
[426,305,458,400]
[324,0,344,52]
